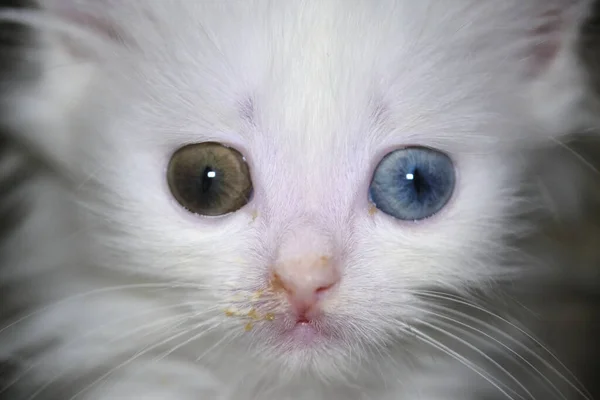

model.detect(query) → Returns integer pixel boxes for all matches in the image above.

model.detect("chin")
[242,311,371,377]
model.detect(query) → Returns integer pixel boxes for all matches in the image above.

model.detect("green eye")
[167,142,253,216]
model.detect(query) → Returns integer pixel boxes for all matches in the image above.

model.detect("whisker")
[152,317,228,364]
[0,283,219,334]
[195,328,238,362]
[415,317,534,399]
[407,325,520,400]
[105,315,194,346]
[424,302,578,400]
[411,290,591,399]
[1,312,190,396]
[551,137,599,176]
[66,315,223,400]
[23,314,193,400]
[413,292,562,361]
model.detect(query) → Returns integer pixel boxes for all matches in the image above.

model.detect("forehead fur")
[38,0,591,152]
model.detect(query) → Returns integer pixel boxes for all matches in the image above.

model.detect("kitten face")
[17,0,593,378]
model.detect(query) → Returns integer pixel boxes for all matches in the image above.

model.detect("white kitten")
[0,1,597,399]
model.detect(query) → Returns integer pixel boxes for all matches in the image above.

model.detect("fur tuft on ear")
[526,1,589,75]
[0,1,129,59]
[0,1,131,175]
[524,0,596,136]
[44,0,122,40]
[36,0,129,57]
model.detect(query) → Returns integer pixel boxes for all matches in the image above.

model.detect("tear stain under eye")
[250,210,259,223]
[368,204,378,216]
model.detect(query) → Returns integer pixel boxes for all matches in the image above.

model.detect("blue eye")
[369,147,455,221]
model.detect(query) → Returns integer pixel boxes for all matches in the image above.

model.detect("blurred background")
[0,0,598,398]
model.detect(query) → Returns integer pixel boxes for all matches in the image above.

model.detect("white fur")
[0,1,596,399]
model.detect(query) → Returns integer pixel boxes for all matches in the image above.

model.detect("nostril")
[315,282,335,295]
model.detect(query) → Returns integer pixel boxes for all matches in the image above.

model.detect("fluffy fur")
[0,0,598,399]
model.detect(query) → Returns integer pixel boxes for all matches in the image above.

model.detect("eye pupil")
[406,169,426,196]
[201,166,216,193]
[369,147,455,221]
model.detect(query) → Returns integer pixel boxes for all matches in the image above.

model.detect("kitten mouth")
[295,316,311,324]
[288,319,319,343]
[254,311,325,345]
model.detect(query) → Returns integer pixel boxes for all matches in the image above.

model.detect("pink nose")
[272,257,339,317]
[271,224,340,316]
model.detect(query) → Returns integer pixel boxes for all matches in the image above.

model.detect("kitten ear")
[526,0,588,75]
[36,0,128,57]
[522,0,596,135]
[43,0,122,38]
[0,1,129,178]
